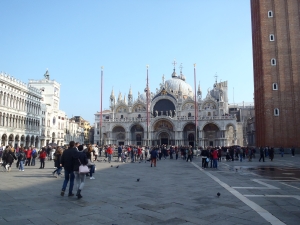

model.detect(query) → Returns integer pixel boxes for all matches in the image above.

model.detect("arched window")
[188,112,192,117]
[274,108,279,116]
[268,10,273,18]
[271,58,276,65]
[270,34,275,41]
[272,83,278,90]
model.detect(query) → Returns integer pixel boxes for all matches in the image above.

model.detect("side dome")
[165,77,194,98]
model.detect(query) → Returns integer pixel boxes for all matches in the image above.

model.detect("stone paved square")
[1,155,300,225]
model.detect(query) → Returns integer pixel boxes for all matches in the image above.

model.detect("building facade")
[0,72,42,148]
[70,116,91,144]
[251,0,300,147]
[94,67,244,147]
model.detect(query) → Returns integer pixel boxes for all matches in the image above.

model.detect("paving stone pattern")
[0,155,299,225]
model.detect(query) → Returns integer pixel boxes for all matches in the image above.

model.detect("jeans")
[53,166,62,175]
[40,159,45,168]
[62,170,75,194]
[19,160,24,170]
[74,171,86,190]
[213,159,218,168]
[239,154,243,162]
[281,152,284,157]
[31,158,36,166]
[108,154,112,162]
[25,158,31,166]
[89,165,95,177]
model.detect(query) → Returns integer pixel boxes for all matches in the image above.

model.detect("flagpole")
[100,66,103,146]
[194,64,198,150]
[146,65,149,147]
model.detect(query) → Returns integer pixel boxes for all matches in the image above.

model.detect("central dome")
[165,76,194,98]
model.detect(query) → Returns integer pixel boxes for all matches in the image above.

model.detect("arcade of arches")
[107,119,235,147]
[1,133,39,148]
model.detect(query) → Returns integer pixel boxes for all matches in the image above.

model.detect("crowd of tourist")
[0,142,297,199]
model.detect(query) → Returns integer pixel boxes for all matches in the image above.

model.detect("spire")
[129,86,132,96]
[171,59,177,77]
[197,81,202,96]
[110,87,115,97]
[118,92,122,102]
[128,86,133,105]
[44,69,50,80]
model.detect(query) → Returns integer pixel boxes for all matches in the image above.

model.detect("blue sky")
[0,0,253,124]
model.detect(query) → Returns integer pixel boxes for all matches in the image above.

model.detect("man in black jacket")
[60,141,78,197]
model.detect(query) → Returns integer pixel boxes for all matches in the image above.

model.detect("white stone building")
[94,66,243,148]
[0,72,42,148]
[29,70,84,146]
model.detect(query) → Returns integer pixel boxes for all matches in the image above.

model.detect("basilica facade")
[94,67,243,148]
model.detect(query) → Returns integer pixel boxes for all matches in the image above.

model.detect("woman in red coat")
[39,149,47,169]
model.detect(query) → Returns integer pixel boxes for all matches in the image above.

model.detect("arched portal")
[130,124,144,146]
[1,134,7,146]
[112,126,126,145]
[25,135,30,147]
[159,132,169,145]
[183,123,197,147]
[203,123,220,147]
[52,132,55,144]
[30,136,34,146]
[153,119,174,145]
[8,134,14,146]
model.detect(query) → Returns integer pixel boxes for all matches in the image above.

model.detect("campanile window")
[274,108,279,116]
[268,11,273,18]
[271,58,276,65]
[270,34,275,41]
[272,83,278,90]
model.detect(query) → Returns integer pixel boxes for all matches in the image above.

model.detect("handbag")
[78,159,89,174]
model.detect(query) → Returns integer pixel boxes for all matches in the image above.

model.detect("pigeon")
[116,166,119,168]
[217,192,220,197]
[111,165,113,167]
[137,178,140,182]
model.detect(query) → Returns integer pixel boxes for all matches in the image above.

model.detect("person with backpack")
[31,147,37,166]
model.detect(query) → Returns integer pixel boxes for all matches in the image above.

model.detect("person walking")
[212,149,218,169]
[291,147,295,157]
[31,147,37,166]
[73,147,88,199]
[269,147,274,161]
[52,147,63,177]
[201,148,209,168]
[259,147,265,162]
[150,148,158,167]
[186,148,193,162]
[107,145,113,163]
[39,148,47,169]
[60,141,77,197]
[280,147,284,157]
[25,147,32,166]
[18,148,26,171]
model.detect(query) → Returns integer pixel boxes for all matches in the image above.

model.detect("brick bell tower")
[251,0,300,148]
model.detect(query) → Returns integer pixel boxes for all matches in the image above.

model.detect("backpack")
[32,151,37,158]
